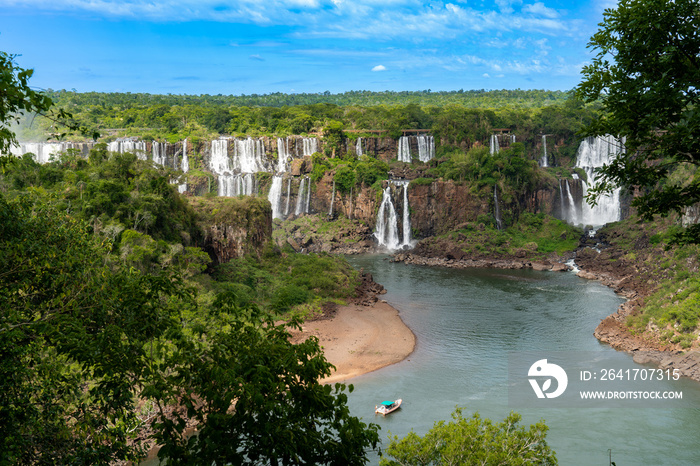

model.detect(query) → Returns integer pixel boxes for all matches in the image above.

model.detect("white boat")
[375,399,402,415]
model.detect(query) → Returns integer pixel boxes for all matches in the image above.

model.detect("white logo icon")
[528,359,568,399]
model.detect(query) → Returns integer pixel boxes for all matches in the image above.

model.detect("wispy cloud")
[5,1,581,39]
[372,65,387,72]
[249,54,265,61]
[522,2,559,19]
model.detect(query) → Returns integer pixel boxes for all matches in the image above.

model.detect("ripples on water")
[345,255,700,466]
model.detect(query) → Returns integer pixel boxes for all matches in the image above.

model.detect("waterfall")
[374,185,401,250]
[182,139,189,173]
[575,135,624,226]
[107,139,147,160]
[417,135,435,163]
[494,184,503,230]
[178,139,189,194]
[329,179,336,218]
[540,135,548,167]
[399,181,412,247]
[210,138,230,173]
[295,178,306,215]
[305,176,311,212]
[219,174,255,197]
[558,179,565,220]
[398,136,411,162]
[490,134,500,155]
[356,137,363,157]
[563,179,578,224]
[511,134,516,144]
[11,141,75,164]
[276,137,289,173]
[233,137,267,173]
[152,141,167,166]
[268,175,284,219]
[374,181,412,250]
[285,178,292,216]
[294,176,311,215]
[302,137,318,156]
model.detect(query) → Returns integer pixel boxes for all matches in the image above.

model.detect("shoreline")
[393,249,700,382]
[290,300,416,384]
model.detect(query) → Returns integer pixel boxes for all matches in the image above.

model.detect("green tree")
[379,408,556,466]
[322,120,346,157]
[576,0,700,242]
[0,52,54,156]
[0,51,96,162]
[0,192,189,464]
[151,292,380,465]
[0,192,380,465]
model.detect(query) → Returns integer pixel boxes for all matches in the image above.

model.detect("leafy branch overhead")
[576,0,700,242]
[0,51,98,158]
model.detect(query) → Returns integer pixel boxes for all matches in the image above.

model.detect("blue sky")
[1,0,618,95]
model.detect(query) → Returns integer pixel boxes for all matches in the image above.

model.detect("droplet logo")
[528,359,568,399]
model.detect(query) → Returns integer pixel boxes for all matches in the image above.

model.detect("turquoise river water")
[344,254,700,466]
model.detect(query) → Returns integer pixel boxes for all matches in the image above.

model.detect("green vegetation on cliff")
[414,213,580,261]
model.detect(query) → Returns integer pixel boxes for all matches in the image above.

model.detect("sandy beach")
[290,301,416,384]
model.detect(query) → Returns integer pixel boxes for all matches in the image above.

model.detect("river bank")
[390,219,700,382]
[290,300,416,384]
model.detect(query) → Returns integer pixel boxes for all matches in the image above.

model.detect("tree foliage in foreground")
[576,0,700,242]
[0,51,97,159]
[379,408,556,466]
[0,193,379,464]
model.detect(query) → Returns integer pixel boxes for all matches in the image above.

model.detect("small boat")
[375,399,402,415]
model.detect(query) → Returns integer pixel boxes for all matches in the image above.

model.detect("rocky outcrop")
[190,197,273,265]
[408,180,490,237]
[272,214,377,255]
[393,252,571,272]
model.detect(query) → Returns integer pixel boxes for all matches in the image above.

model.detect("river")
[344,254,700,466]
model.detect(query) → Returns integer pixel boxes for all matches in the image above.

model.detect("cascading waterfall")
[10,141,83,164]
[490,134,500,155]
[182,139,189,173]
[107,139,147,160]
[233,137,267,173]
[178,139,189,194]
[219,174,255,197]
[558,178,582,225]
[494,184,503,230]
[417,135,435,162]
[559,179,565,219]
[511,134,516,144]
[277,137,289,173]
[398,181,412,247]
[152,141,167,166]
[374,181,412,250]
[305,176,312,212]
[374,185,401,250]
[540,135,548,167]
[302,138,318,156]
[398,136,411,162]
[294,176,311,215]
[329,179,336,217]
[564,179,578,223]
[356,137,363,157]
[268,175,284,219]
[574,135,625,226]
[285,178,292,216]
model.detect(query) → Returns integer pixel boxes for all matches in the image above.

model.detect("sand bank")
[290,301,416,384]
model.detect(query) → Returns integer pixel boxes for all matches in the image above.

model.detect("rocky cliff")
[190,197,273,265]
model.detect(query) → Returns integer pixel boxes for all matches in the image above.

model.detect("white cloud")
[5,0,578,39]
[522,2,559,19]
[372,65,387,72]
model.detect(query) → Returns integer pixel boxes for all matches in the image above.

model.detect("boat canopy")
[381,401,394,406]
